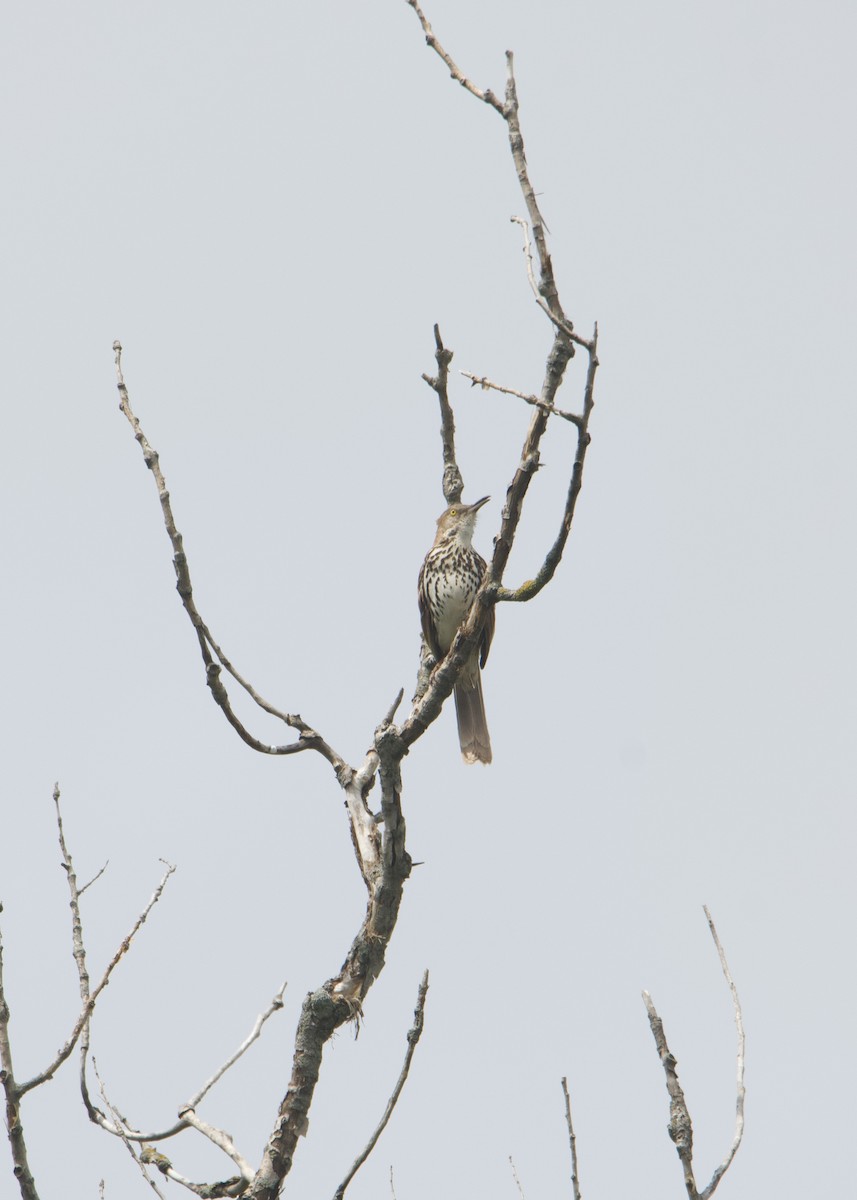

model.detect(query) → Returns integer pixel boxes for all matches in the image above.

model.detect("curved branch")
[82,982,288,1147]
[113,343,349,777]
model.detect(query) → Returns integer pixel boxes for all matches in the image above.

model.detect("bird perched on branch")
[418,495,494,764]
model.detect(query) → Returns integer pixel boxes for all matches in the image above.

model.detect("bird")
[418,495,494,764]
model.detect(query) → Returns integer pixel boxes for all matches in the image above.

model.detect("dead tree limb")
[91,4,598,1195]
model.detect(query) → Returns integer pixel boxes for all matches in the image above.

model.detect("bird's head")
[434,495,490,546]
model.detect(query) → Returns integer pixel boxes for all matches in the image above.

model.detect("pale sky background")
[2,2,855,1197]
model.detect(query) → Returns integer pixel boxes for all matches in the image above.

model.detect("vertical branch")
[503,53,568,331]
[420,323,463,505]
[250,725,412,1200]
[0,922,40,1200]
[643,990,699,1200]
[560,1077,583,1200]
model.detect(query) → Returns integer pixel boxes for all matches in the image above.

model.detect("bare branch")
[93,1059,168,1200]
[20,791,175,1098]
[382,688,405,727]
[406,1,505,114]
[333,971,429,1200]
[642,990,699,1200]
[495,326,599,605]
[509,1157,527,1200]
[405,7,568,326]
[0,918,41,1200]
[113,342,350,777]
[82,981,289,1148]
[179,1107,255,1183]
[419,324,464,504]
[186,983,288,1111]
[139,1145,247,1200]
[643,910,746,1200]
[699,907,745,1200]
[502,55,568,330]
[561,1077,583,1200]
[248,718,411,1198]
[509,216,579,344]
[461,370,583,427]
[78,860,109,897]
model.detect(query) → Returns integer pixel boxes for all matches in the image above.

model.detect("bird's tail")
[454,673,492,765]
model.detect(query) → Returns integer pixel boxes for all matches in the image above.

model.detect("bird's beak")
[471,496,490,511]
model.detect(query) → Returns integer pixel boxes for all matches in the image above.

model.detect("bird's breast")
[423,546,482,653]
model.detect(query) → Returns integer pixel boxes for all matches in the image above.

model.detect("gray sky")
[2,1,855,1197]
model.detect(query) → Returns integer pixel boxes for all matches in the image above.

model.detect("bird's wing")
[417,562,442,660]
[479,601,495,669]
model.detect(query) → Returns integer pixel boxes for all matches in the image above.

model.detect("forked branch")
[404,2,599,744]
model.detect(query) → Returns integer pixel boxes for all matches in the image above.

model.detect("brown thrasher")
[418,495,495,764]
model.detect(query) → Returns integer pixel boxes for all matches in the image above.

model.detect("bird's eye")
[449,508,457,516]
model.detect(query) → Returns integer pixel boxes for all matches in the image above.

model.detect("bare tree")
[0,6,744,1199]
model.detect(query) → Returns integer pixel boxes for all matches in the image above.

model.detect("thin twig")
[561,1077,583,1200]
[113,342,349,774]
[699,907,745,1200]
[78,861,109,897]
[20,794,175,1097]
[406,0,505,114]
[333,971,429,1200]
[643,909,746,1200]
[509,1157,526,1200]
[461,371,583,427]
[502,54,567,327]
[185,983,288,1111]
[83,981,289,1146]
[93,1059,168,1200]
[510,216,578,343]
